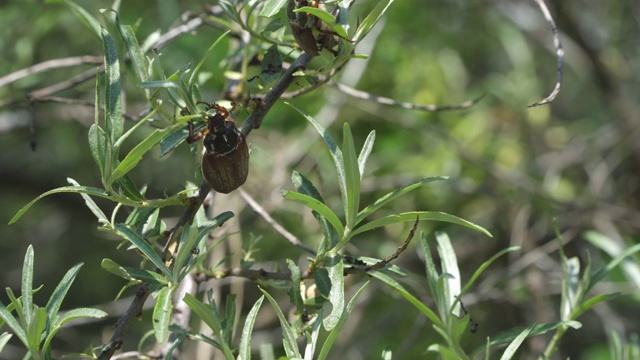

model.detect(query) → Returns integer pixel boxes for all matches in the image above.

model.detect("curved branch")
[330,81,485,112]
[528,0,564,107]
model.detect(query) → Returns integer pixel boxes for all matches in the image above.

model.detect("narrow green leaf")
[571,293,619,320]
[196,212,235,244]
[49,0,101,38]
[101,259,169,285]
[26,306,46,355]
[113,175,146,201]
[561,257,581,320]
[589,241,640,288]
[173,224,199,281]
[353,0,395,42]
[218,0,240,21]
[287,260,304,313]
[294,7,348,38]
[357,130,375,180]
[47,309,106,353]
[303,308,324,360]
[282,190,344,238]
[165,330,188,360]
[21,245,34,326]
[261,45,283,83]
[355,177,448,225]
[0,333,12,354]
[138,80,182,89]
[369,271,443,327]
[153,287,173,343]
[420,232,440,301]
[100,258,133,281]
[292,171,339,251]
[113,107,158,150]
[67,178,108,223]
[5,289,24,329]
[342,123,360,229]
[125,206,158,233]
[499,325,533,360]
[53,308,107,329]
[0,302,27,347]
[46,262,83,325]
[287,103,348,217]
[101,27,123,143]
[183,293,222,333]
[435,232,461,317]
[114,224,172,280]
[88,124,106,179]
[318,282,369,360]
[259,287,301,358]
[107,129,166,185]
[237,296,264,360]
[183,291,236,358]
[223,294,236,345]
[8,185,109,226]
[116,22,149,85]
[260,0,288,17]
[159,126,189,157]
[457,246,520,300]
[478,321,581,353]
[187,31,230,87]
[322,254,344,331]
[313,267,331,299]
[352,211,492,238]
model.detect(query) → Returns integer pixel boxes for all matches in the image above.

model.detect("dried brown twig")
[364,216,420,272]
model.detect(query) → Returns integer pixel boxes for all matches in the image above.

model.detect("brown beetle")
[287,0,352,57]
[187,103,249,194]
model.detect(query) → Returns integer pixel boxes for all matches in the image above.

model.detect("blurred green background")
[1,0,639,358]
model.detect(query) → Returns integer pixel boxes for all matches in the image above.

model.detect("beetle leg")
[186,121,209,144]
[211,104,237,124]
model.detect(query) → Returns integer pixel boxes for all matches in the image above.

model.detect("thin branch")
[162,182,211,259]
[198,218,418,282]
[528,0,564,107]
[99,183,210,360]
[364,216,420,272]
[98,284,151,360]
[238,188,317,255]
[0,55,102,88]
[28,67,101,100]
[153,14,205,50]
[329,81,485,112]
[27,96,138,122]
[0,13,207,109]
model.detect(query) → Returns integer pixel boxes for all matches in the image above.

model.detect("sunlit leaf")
[153,287,173,343]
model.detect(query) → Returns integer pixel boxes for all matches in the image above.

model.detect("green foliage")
[0,246,107,359]
[2,0,637,359]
